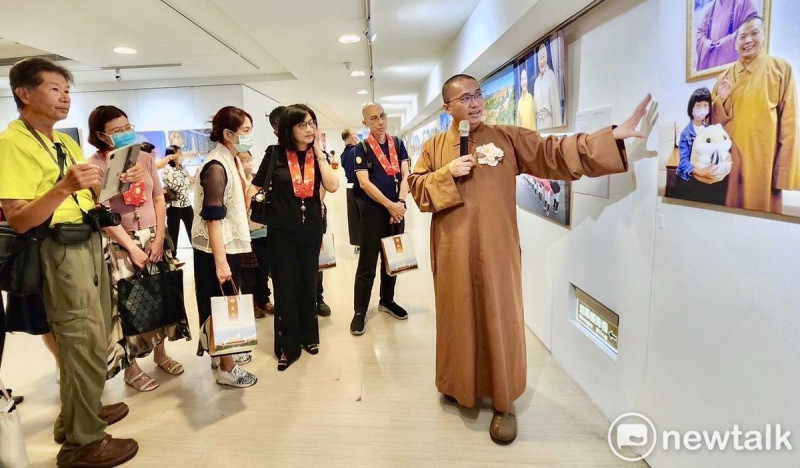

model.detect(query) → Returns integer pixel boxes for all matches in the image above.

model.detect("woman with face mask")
[191,106,258,387]
[250,104,339,371]
[87,105,191,392]
[159,145,195,252]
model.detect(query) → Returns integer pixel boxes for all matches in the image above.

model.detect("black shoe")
[350,312,366,335]
[277,354,298,372]
[317,300,332,317]
[379,300,408,320]
[302,343,320,355]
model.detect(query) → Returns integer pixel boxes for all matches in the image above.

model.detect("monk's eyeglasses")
[446,91,484,105]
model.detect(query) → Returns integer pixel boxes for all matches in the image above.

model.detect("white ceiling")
[0,0,481,130]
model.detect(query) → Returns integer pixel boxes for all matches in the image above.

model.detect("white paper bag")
[381,233,419,276]
[319,233,336,270]
[0,379,29,468]
[208,292,258,356]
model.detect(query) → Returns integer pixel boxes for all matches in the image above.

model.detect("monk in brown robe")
[712,16,800,213]
[408,74,651,445]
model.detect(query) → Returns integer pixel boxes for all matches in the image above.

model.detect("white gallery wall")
[512,0,800,466]
[0,84,278,158]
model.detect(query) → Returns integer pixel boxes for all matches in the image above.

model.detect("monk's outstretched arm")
[510,126,628,181]
[408,143,463,213]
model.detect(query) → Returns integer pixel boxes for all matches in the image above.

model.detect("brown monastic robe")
[712,52,800,213]
[408,123,627,412]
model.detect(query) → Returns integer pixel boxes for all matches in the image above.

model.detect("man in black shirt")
[350,103,409,335]
[341,129,361,252]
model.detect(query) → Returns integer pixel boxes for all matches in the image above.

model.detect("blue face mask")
[110,131,136,148]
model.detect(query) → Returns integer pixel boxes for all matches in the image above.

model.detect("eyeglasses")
[367,115,388,123]
[296,120,317,131]
[446,91,484,105]
[107,124,135,135]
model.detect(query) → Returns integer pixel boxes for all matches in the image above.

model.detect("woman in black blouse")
[251,104,339,370]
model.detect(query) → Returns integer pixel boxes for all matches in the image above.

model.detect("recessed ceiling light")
[113,47,137,54]
[357,89,369,95]
[338,34,361,44]
[350,70,366,77]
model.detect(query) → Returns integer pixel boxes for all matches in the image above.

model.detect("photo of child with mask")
[671,87,729,205]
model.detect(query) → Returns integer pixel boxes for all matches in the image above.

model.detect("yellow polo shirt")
[0,119,95,225]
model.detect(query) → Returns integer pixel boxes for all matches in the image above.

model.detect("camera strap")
[20,118,89,213]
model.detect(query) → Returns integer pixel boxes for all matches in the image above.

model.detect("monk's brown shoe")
[490,410,517,445]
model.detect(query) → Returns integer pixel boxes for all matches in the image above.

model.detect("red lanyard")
[366,133,400,176]
[286,148,315,199]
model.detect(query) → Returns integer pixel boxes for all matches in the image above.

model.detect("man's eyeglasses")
[108,124,135,135]
[297,120,317,131]
[446,91,484,105]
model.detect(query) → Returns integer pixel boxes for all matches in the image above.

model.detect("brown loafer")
[57,434,138,467]
[55,403,129,444]
[490,410,517,445]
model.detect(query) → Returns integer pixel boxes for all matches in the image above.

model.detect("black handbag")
[163,187,178,203]
[117,262,187,337]
[250,147,279,225]
[0,220,50,296]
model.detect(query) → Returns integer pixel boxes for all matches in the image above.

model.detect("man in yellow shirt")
[516,68,536,130]
[712,16,800,213]
[0,57,140,467]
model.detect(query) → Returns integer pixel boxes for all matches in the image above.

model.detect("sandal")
[302,343,319,355]
[156,357,184,375]
[124,371,160,392]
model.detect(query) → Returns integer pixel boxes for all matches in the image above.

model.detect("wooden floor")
[2,187,642,467]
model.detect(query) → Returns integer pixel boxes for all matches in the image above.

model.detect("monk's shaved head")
[362,102,384,119]
[442,74,478,102]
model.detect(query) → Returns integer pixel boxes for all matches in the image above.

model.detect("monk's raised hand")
[612,94,653,140]
[449,155,475,177]
[717,78,733,100]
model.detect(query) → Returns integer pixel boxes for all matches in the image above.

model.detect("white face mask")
[233,133,254,152]
[693,108,709,122]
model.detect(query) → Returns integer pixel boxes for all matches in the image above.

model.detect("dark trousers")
[0,295,5,369]
[671,176,728,206]
[167,206,194,250]
[346,188,361,246]
[193,249,242,330]
[242,237,271,305]
[268,226,322,360]
[354,209,403,314]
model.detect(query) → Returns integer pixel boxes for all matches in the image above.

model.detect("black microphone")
[459,120,469,156]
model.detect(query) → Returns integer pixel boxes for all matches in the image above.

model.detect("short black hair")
[442,74,478,102]
[341,129,352,142]
[269,106,287,132]
[9,57,74,109]
[687,87,712,119]
[165,144,181,156]
[87,105,128,151]
[165,144,181,167]
[140,142,155,154]
[277,104,317,152]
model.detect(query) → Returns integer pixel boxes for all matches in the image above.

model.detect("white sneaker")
[215,365,257,388]
[210,353,252,369]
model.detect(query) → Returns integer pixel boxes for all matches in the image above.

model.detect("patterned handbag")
[117,262,187,337]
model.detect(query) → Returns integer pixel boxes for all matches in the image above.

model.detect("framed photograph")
[686,0,772,82]
[481,64,517,125]
[516,174,571,227]
[514,30,567,130]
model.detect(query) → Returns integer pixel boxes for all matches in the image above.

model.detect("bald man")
[349,103,410,335]
[533,44,563,128]
[408,73,650,444]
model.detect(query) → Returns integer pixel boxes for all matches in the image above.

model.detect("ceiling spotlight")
[357,89,369,95]
[338,34,361,44]
[113,46,137,54]
[350,70,366,77]
[365,19,377,43]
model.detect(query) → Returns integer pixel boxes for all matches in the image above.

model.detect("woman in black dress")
[251,104,339,370]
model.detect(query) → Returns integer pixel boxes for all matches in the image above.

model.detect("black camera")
[84,206,121,232]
